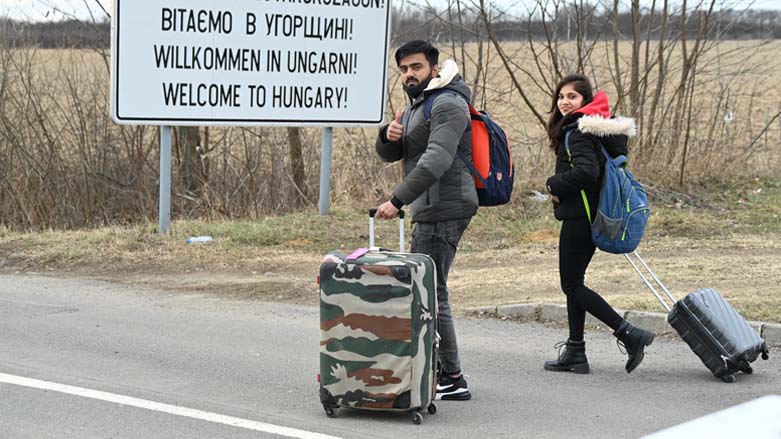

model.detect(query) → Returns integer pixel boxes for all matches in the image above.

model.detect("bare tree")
[286,127,309,207]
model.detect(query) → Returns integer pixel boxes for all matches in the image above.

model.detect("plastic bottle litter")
[529,190,550,202]
[186,236,213,244]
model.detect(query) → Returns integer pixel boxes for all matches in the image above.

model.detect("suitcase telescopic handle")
[624,251,679,312]
[368,208,406,252]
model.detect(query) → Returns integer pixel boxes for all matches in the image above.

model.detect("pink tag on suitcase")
[346,248,369,260]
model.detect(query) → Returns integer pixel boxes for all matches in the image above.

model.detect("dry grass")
[450,235,780,323]
[2,223,777,322]
[0,40,779,321]
[1,177,779,322]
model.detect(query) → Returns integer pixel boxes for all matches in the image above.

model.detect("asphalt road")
[1,274,779,438]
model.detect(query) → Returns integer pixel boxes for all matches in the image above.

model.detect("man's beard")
[403,76,433,99]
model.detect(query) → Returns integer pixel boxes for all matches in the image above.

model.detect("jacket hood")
[571,91,637,138]
[426,59,459,91]
[577,115,637,138]
[560,90,635,158]
[573,90,611,118]
[420,59,471,102]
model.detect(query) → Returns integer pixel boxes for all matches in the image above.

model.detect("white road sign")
[111,0,391,126]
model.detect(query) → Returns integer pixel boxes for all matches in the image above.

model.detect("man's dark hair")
[394,40,439,67]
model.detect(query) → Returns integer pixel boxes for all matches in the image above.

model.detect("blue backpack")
[423,90,514,206]
[564,129,650,254]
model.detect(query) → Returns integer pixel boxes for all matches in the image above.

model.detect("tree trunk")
[176,126,203,196]
[286,127,308,207]
[629,0,640,118]
[612,0,625,114]
[643,0,669,157]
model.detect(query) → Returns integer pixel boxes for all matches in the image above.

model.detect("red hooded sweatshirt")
[573,90,611,118]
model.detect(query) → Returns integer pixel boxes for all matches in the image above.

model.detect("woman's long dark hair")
[547,74,594,152]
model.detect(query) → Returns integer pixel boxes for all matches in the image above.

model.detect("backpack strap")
[458,150,487,186]
[563,129,593,224]
[422,88,471,120]
[421,89,485,184]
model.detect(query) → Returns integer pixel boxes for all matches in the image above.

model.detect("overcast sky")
[0,0,777,22]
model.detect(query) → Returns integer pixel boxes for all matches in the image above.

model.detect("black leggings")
[559,217,624,341]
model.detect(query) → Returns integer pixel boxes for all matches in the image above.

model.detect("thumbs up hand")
[387,110,403,142]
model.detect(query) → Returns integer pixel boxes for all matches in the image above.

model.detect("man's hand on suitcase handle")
[374,201,400,219]
[369,205,404,219]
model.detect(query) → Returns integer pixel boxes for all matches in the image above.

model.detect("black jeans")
[559,217,624,341]
[411,218,471,376]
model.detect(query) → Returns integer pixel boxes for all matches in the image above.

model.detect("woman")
[544,74,655,374]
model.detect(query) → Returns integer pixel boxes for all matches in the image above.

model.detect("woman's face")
[557,84,585,116]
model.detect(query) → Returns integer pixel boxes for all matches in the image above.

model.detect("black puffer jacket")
[546,92,637,221]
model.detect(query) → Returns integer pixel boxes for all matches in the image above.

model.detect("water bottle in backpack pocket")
[565,131,650,254]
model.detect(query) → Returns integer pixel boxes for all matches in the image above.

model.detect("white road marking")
[0,372,342,439]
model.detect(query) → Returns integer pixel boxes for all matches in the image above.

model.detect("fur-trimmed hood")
[578,114,637,138]
[571,90,637,138]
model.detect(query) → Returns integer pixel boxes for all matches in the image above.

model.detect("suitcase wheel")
[410,411,423,425]
[427,403,437,415]
[323,406,338,418]
[741,365,753,375]
[762,351,769,360]
[720,374,736,383]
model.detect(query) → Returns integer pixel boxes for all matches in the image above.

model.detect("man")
[374,40,478,401]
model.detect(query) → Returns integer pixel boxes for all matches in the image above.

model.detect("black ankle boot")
[614,321,656,373]
[544,339,590,374]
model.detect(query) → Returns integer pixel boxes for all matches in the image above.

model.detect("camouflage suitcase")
[318,209,438,424]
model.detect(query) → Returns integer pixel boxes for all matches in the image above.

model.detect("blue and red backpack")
[423,90,514,207]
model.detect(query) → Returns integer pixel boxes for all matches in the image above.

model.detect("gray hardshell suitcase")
[625,252,769,383]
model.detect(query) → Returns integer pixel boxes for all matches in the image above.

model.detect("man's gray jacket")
[375,60,479,223]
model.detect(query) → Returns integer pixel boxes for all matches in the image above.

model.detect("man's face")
[398,53,439,88]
